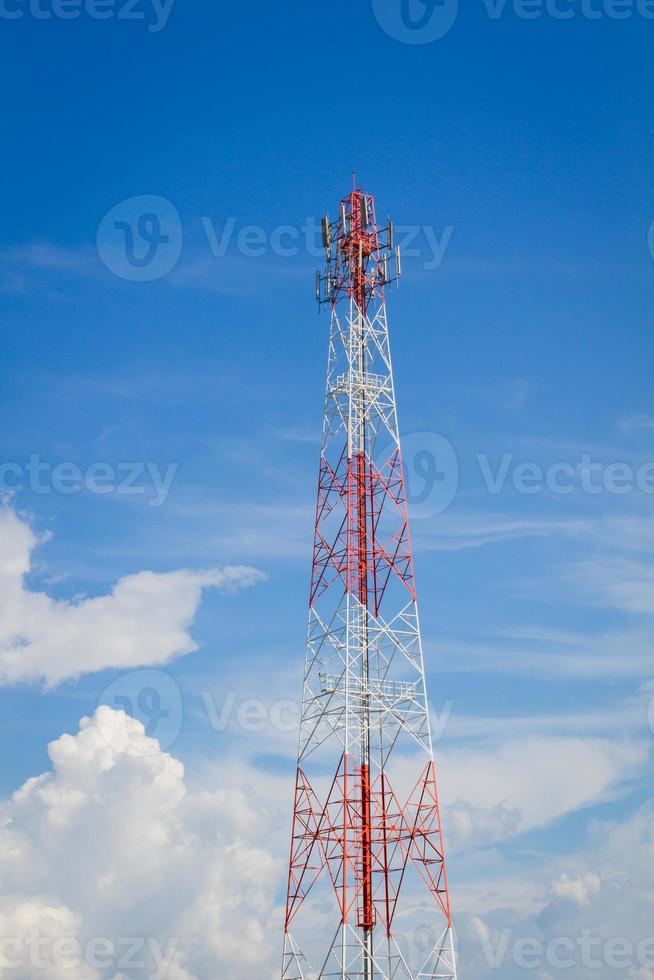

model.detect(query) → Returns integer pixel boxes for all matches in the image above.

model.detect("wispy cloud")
[0,241,97,273]
[0,242,99,298]
[443,686,652,742]
[276,425,321,445]
[431,626,654,680]
[414,513,589,552]
[565,557,654,614]
[414,511,654,556]
[618,413,654,433]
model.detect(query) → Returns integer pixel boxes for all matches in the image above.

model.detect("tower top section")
[316,187,401,312]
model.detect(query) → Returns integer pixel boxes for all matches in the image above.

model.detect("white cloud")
[0,704,649,980]
[0,504,263,687]
[453,801,654,980]
[441,735,646,846]
[0,900,100,979]
[0,707,283,980]
[551,872,601,907]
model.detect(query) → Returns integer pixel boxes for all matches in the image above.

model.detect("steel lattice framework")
[281,186,457,980]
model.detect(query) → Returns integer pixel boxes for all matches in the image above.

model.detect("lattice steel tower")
[281,186,457,980]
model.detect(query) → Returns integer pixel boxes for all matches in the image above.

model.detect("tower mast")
[283,186,457,980]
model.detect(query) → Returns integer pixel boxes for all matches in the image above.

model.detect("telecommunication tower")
[281,186,457,980]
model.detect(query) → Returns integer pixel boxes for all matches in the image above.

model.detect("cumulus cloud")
[0,707,283,980]
[0,703,651,980]
[0,900,100,979]
[2,502,652,980]
[0,504,263,687]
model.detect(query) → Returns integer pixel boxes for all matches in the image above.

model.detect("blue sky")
[1,2,654,978]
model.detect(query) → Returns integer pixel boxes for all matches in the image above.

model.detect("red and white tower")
[281,186,457,980]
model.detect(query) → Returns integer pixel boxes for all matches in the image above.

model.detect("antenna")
[321,217,331,252]
[360,195,370,228]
